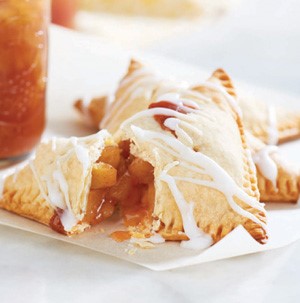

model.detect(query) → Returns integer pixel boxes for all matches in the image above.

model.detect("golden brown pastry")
[246,132,300,203]
[74,61,300,207]
[239,94,300,145]
[76,63,300,146]
[100,60,162,134]
[74,95,109,129]
[208,70,300,203]
[104,61,267,247]
[0,131,122,235]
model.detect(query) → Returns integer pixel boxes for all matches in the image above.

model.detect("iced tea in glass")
[0,0,49,160]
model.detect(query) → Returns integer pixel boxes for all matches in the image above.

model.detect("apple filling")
[109,140,155,242]
[110,147,155,242]
[50,140,155,236]
[83,145,121,226]
[86,140,155,239]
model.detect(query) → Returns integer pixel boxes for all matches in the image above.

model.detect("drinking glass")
[0,0,49,161]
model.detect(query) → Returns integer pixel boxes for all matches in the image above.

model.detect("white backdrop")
[148,0,300,96]
[1,1,300,302]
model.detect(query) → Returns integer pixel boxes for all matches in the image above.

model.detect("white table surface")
[148,0,300,96]
[1,1,300,301]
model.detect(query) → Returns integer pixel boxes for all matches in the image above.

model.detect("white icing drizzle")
[102,63,242,136]
[122,91,265,231]
[59,209,78,232]
[156,85,237,118]
[161,162,213,250]
[119,68,154,88]
[121,107,198,129]
[75,145,90,175]
[28,131,110,232]
[130,125,266,243]
[155,80,189,95]
[130,233,165,245]
[178,120,203,138]
[52,164,77,232]
[195,82,242,117]
[164,118,193,146]
[52,137,57,151]
[116,80,242,132]
[42,175,65,209]
[252,146,278,188]
[163,117,179,130]
[119,66,152,86]
[71,137,90,176]
[101,69,159,128]
[157,93,201,110]
[267,105,279,145]
[53,168,70,207]
[156,84,211,103]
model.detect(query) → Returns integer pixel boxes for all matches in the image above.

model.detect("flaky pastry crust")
[104,61,267,244]
[0,131,114,234]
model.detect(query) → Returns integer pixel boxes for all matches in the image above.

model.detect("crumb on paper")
[124,237,157,255]
[133,241,155,249]
[130,238,156,249]
[125,245,137,255]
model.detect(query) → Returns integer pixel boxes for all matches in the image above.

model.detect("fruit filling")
[50,141,155,237]
[83,145,121,227]
[110,140,155,242]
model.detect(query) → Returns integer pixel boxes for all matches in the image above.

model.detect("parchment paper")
[0,26,299,271]
[1,199,300,270]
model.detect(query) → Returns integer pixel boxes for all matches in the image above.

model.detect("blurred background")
[51,0,300,95]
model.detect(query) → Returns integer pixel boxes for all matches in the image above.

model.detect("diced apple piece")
[108,174,132,201]
[91,162,117,189]
[85,189,115,225]
[98,145,120,168]
[128,158,154,184]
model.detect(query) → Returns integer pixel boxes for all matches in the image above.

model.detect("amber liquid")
[0,0,48,159]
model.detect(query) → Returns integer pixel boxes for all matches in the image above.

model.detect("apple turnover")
[76,62,300,146]
[103,62,267,247]
[100,60,163,134]
[0,130,123,235]
[239,94,300,145]
[246,132,300,203]
[95,61,299,206]
[74,95,109,129]
[206,69,300,202]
